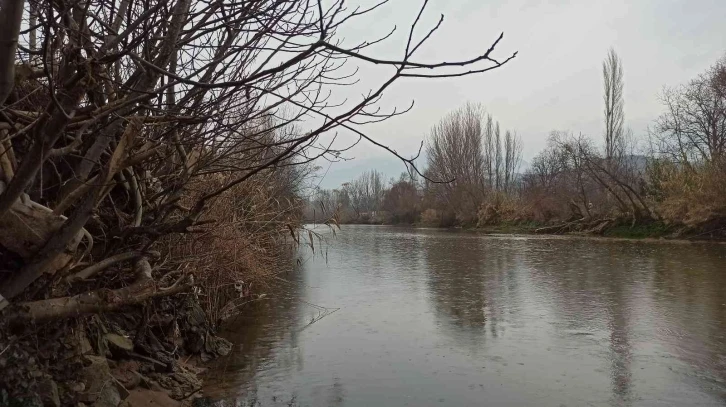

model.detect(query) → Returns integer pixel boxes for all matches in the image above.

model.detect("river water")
[203,225,726,406]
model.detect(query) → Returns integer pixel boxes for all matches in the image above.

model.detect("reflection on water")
[203,226,726,406]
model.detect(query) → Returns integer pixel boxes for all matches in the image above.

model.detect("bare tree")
[382,174,419,223]
[425,103,520,221]
[653,56,726,165]
[345,170,385,215]
[503,130,522,192]
[481,114,520,193]
[604,48,625,162]
[526,142,567,191]
[0,0,516,316]
[552,132,595,218]
[484,114,495,187]
[426,103,487,220]
[494,121,502,190]
[307,186,349,223]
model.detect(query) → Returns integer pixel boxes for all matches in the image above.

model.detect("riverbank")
[0,295,234,407]
[337,219,726,242]
[482,220,726,241]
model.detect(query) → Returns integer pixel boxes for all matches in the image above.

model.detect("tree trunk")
[0,0,25,104]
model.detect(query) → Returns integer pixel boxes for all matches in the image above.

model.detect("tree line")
[309,49,726,237]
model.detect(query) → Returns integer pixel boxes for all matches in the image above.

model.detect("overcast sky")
[310,0,726,189]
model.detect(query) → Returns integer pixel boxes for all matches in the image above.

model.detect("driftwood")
[585,219,614,235]
[66,250,160,283]
[9,258,191,322]
[535,217,616,235]
[535,217,586,234]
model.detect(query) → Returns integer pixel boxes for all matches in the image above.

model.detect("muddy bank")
[0,295,237,407]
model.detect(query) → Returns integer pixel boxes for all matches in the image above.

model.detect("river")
[203,225,726,406]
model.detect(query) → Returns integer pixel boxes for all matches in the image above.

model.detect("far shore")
[315,221,726,243]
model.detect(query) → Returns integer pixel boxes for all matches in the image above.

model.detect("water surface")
[204,225,726,406]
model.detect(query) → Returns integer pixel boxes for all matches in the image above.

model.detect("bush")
[650,161,726,228]
[476,193,534,227]
[162,171,301,326]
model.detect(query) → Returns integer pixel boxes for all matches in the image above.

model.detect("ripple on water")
[203,226,726,406]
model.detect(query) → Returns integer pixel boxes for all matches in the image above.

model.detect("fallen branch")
[66,250,160,282]
[9,258,191,322]
[584,219,614,235]
[535,217,585,234]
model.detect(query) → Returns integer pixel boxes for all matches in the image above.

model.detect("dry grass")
[476,192,539,226]
[159,171,302,326]
[652,161,726,228]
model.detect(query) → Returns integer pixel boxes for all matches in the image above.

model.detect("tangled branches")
[0,0,515,318]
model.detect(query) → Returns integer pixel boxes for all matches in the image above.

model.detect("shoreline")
[0,297,231,407]
[328,222,726,243]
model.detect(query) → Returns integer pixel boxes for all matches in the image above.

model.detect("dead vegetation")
[0,0,515,402]
[312,51,726,240]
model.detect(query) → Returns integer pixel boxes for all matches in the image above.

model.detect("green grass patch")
[602,222,672,239]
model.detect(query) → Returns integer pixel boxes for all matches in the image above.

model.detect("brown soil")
[126,389,181,407]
